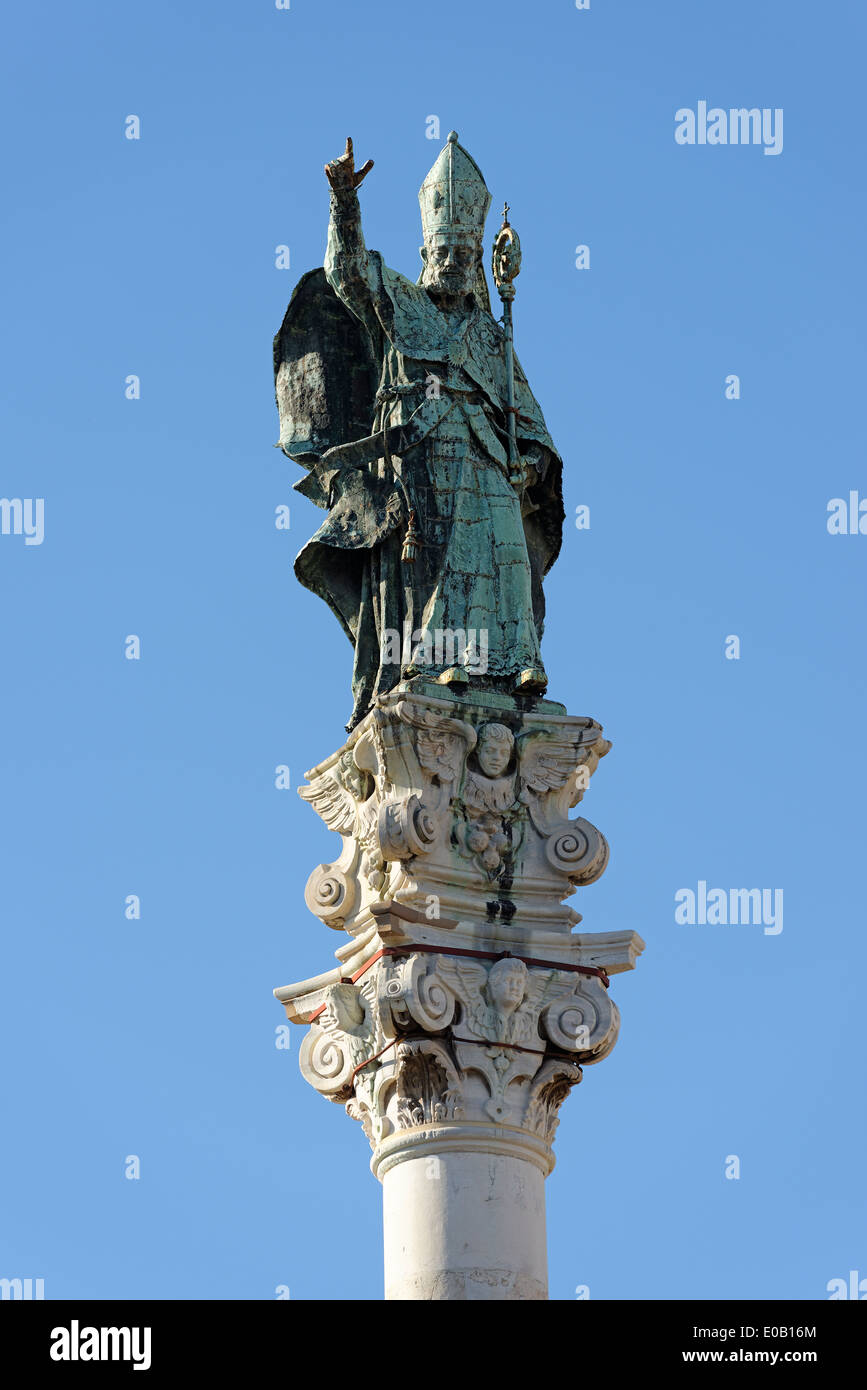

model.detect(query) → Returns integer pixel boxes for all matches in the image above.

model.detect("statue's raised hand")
[325,137,374,194]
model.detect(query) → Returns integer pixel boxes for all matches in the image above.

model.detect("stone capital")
[280,938,622,1175]
[298,683,616,943]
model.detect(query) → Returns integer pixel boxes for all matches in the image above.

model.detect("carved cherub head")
[476,723,515,779]
[487,958,528,1016]
[338,748,370,803]
[320,983,365,1035]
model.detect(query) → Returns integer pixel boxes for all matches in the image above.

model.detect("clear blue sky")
[1,0,864,1300]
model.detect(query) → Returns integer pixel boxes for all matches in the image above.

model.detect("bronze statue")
[274,133,565,730]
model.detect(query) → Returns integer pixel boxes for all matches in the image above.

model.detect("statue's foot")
[513,666,548,694]
[437,667,469,688]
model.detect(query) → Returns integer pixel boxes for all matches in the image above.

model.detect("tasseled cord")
[401,509,420,564]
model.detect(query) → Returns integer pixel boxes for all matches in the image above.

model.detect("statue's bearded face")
[421,237,480,298]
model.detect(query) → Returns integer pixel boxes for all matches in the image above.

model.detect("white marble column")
[379,1137,549,1300]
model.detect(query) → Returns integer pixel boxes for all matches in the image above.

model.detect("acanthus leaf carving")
[394,1039,463,1128]
[523,1059,584,1143]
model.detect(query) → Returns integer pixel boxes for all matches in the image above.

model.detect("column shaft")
[382,1148,547,1300]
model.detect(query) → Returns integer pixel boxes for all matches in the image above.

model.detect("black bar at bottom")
[1,1298,861,1375]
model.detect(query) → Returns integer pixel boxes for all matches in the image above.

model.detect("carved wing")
[299,769,358,836]
[517,730,587,803]
[520,968,560,1014]
[416,726,468,784]
[401,703,477,785]
[356,973,383,1049]
[433,955,488,1013]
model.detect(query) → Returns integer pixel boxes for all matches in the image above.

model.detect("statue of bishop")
[274,132,565,730]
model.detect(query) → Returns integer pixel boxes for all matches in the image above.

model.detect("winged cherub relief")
[299,746,387,901]
[436,954,557,1048]
[433,954,564,1121]
[456,721,519,877]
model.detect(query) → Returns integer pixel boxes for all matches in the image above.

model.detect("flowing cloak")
[274,229,566,725]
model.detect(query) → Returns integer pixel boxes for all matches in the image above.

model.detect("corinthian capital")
[286,944,622,1173]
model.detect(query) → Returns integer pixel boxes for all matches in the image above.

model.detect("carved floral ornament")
[300,697,611,928]
[298,948,619,1153]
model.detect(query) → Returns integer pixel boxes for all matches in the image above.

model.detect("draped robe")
[275,189,565,729]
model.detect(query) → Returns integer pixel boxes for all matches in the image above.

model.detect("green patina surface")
[274,134,566,729]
